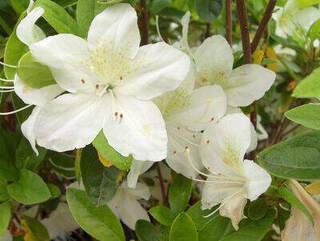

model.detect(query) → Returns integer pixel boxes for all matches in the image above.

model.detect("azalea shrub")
[0,0,320,240]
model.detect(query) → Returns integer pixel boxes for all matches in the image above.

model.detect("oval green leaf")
[169,213,198,241]
[285,104,320,130]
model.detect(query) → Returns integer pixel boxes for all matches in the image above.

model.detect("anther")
[120,76,123,80]
[119,113,123,119]
[95,84,99,89]
[210,117,214,121]
[81,79,85,84]
[173,150,177,154]
[206,140,210,144]
[115,112,118,117]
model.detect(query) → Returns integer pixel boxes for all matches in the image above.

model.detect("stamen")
[0,61,17,68]
[0,86,14,89]
[0,89,15,93]
[192,177,245,185]
[156,15,165,42]
[0,104,32,116]
[0,78,14,83]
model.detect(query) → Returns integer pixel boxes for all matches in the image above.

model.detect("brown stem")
[251,0,277,53]
[226,0,233,46]
[139,0,149,45]
[236,0,251,64]
[156,163,167,205]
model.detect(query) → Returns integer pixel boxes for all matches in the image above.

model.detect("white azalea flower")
[127,159,153,188]
[272,0,320,38]
[196,113,271,230]
[0,6,63,154]
[194,36,276,107]
[282,180,320,241]
[108,181,150,230]
[41,203,79,240]
[155,75,227,179]
[29,3,190,161]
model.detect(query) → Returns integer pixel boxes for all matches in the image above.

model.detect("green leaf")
[309,18,320,41]
[169,213,198,241]
[0,202,11,237]
[169,173,192,214]
[55,0,78,7]
[150,0,171,14]
[198,215,233,241]
[34,0,80,35]
[9,0,29,14]
[296,0,320,7]
[247,199,268,221]
[218,210,275,241]
[285,104,320,130]
[93,132,132,171]
[135,220,169,241]
[66,188,125,241]
[257,131,320,180]
[15,138,47,171]
[293,67,320,99]
[17,52,56,89]
[47,183,61,199]
[7,169,51,205]
[22,216,49,241]
[0,181,10,202]
[4,14,28,79]
[81,146,122,205]
[76,0,107,37]
[149,205,176,226]
[186,202,217,230]
[195,0,223,22]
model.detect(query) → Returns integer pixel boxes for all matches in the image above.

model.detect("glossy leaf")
[22,216,49,241]
[169,213,198,241]
[258,131,320,180]
[0,202,11,237]
[66,188,125,241]
[285,104,320,130]
[93,132,132,171]
[293,67,320,99]
[195,0,223,22]
[169,173,192,214]
[149,205,176,226]
[7,169,51,205]
[17,52,56,89]
[135,220,169,241]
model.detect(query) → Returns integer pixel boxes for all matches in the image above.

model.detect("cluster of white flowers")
[3,2,276,231]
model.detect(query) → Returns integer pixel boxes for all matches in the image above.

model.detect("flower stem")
[226,0,233,46]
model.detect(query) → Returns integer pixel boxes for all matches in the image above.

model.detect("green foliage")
[135,220,169,241]
[7,169,51,205]
[195,0,223,22]
[169,172,192,214]
[81,146,122,205]
[293,67,320,99]
[34,0,80,35]
[149,205,176,226]
[22,216,50,241]
[247,199,268,221]
[17,52,56,89]
[169,213,198,241]
[66,188,125,241]
[93,131,132,171]
[258,131,320,180]
[0,202,11,237]
[285,104,320,130]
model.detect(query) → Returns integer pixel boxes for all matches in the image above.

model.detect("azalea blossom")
[0,5,63,154]
[108,181,150,230]
[282,180,320,241]
[272,0,320,39]
[29,3,190,161]
[196,113,271,230]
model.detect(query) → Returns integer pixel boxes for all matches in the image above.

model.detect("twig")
[226,0,233,46]
[139,0,149,45]
[236,0,251,64]
[156,163,168,205]
[251,0,277,53]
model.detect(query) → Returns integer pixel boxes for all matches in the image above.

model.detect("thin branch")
[226,0,233,46]
[251,0,277,53]
[156,163,168,205]
[139,0,149,45]
[236,0,251,64]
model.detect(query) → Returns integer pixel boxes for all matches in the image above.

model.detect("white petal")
[194,35,233,85]
[30,34,99,93]
[176,11,192,54]
[171,85,227,131]
[220,193,247,230]
[126,182,151,201]
[243,160,271,201]
[35,94,107,152]
[247,122,258,152]
[127,160,153,188]
[226,64,276,107]
[166,123,202,179]
[201,180,244,210]
[27,0,35,13]
[200,113,251,176]
[296,7,320,32]
[103,95,167,162]
[16,7,45,46]
[14,75,63,106]
[87,3,140,58]
[108,185,150,230]
[21,106,41,155]
[118,42,190,100]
